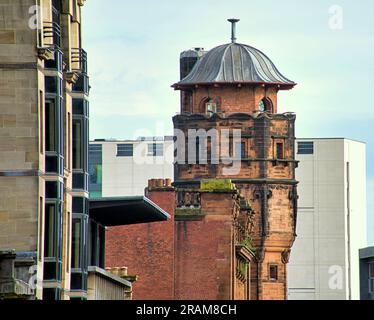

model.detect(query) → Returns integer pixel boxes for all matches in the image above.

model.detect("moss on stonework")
[175,208,203,216]
[241,238,256,253]
[200,179,236,192]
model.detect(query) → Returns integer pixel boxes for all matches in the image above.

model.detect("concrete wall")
[288,138,367,300]
[91,138,174,197]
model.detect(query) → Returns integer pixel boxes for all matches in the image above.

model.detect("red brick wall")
[105,189,175,300]
[174,193,235,300]
[185,85,278,114]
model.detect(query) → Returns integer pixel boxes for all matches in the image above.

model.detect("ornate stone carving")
[176,190,201,208]
[281,249,291,264]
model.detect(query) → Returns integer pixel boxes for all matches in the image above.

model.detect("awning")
[89,196,170,226]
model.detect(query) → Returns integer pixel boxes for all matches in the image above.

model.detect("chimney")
[180,47,206,80]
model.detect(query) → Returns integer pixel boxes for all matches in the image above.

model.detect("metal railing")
[43,21,61,48]
[71,48,88,74]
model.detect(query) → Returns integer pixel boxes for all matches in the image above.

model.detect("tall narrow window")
[276,142,284,159]
[44,204,56,258]
[40,91,44,154]
[369,262,374,293]
[269,265,278,281]
[72,219,81,269]
[258,100,266,112]
[67,112,71,170]
[73,119,82,169]
[38,197,44,261]
[235,142,246,159]
[89,144,103,199]
[98,225,105,269]
[67,211,71,273]
[259,98,273,113]
[45,100,56,152]
[205,99,217,115]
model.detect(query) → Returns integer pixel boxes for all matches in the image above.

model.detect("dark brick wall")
[105,187,175,300]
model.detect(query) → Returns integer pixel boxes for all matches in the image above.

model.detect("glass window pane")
[276,143,284,159]
[72,99,84,115]
[73,119,82,169]
[45,100,56,152]
[46,181,58,199]
[44,204,56,258]
[370,279,374,293]
[269,265,278,281]
[72,219,81,269]
[259,100,265,112]
[45,76,57,93]
[369,262,374,277]
[147,143,163,156]
[298,142,314,155]
[117,144,133,156]
[155,144,163,156]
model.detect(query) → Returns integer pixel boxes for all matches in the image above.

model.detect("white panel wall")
[288,138,367,300]
[97,139,174,197]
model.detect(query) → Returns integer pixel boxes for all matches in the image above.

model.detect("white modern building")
[288,138,367,300]
[88,137,174,198]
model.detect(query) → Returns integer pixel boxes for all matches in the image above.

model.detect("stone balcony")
[0,250,34,300]
[87,266,133,300]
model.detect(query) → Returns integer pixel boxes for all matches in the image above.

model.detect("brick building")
[106,19,298,300]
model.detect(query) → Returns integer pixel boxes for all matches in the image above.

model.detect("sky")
[82,0,374,245]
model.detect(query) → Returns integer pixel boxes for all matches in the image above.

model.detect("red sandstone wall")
[186,86,278,114]
[105,189,175,300]
[174,193,235,300]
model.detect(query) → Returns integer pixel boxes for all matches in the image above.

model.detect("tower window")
[205,100,217,115]
[235,142,246,159]
[269,265,278,281]
[259,98,273,113]
[259,100,265,112]
[276,142,284,159]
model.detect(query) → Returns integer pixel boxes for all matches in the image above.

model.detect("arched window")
[205,99,217,115]
[258,98,273,113]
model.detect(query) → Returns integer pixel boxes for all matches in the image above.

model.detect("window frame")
[297,141,314,155]
[269,264,278,281]
[117,143,133,157]
[276,142,284,160]
[147,143,164,157]
[369,262,374,293]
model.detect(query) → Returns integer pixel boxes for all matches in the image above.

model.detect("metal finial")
[228,18,240,43]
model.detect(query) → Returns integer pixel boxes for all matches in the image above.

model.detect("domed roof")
[174,42,295,88]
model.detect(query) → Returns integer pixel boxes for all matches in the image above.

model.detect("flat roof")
[359,246,374,259]
[297,137,366,144]
[90,136,174,143]
[89,196,170,226]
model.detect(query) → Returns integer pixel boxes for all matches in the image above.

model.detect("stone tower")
[172,19,298,300]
